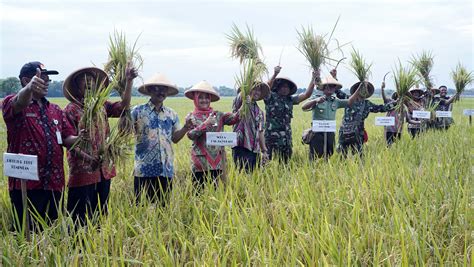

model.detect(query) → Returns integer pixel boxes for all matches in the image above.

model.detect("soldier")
[264,66,318,162]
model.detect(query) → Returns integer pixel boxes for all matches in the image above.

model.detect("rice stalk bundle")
[101,124,133,169]
[227,24,267,118]
[411,50,434,90]
[73,78,116,154]
[297,26,329,71]
[349,48,372,97]
[393,61,419,113]
[235,58,263,119]
[451,63,473,101]
[226,23,264,66]
[104,30,143,97]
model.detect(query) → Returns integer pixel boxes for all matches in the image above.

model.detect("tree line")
[0,77,472,98]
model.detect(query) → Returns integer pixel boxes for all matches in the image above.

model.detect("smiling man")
[131,73,191,205]
[2,62,78,231]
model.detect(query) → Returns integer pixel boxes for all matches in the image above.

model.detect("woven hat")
[63,67,109,102]
[237,82,270,101]
[138,73,179,96]
[408,87,424,94]
[350,81,375,98]
[430,88,440,95]
[185,80,220,102]
[271,77,297,95]
[318,76,343,91]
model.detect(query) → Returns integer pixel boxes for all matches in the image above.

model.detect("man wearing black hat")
[2,62,78,230]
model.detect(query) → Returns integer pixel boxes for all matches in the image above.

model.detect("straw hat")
[350,81,375,98]
[318,76,343,91]
[237,82,270,101]
[408,87,424,94]
[184,80,220,102]
[429,88,440,95]
[272,77,298,95]
[138,73,179,96]
[63,67,109,102]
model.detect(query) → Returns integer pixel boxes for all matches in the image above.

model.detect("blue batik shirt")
[131,101,180,178]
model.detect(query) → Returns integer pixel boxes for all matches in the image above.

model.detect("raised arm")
[381,81,390,103]
[267,66,281,90]
[117,61,138,111]
[295,69,319,104]
[13,69,46,114]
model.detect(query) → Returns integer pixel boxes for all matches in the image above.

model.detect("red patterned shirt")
[63,101,123,188]
[2,94,75,191]
[187,111,239,172]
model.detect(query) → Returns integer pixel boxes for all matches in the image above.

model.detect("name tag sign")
[206,132,237,147]
[312,120,337,132]
[375,117,395,126]
[3,153,39,181]
[463,109,474,116]
[435,111,452,118]
[412,110,431,119]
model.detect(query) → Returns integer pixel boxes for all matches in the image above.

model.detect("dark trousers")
[67,179,111,225]
[134,176,172,205]
[408,128,421,139]
[385,132,401,146]
[9,189,62,231]
[192,170,223,190]
[232,146,258,172]
[339,138,363,157]
[309,132,335,160]
[267,145,292,163]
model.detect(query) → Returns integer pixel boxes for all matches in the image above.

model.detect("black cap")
[19,61,59,79]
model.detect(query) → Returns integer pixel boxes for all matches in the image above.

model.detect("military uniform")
[338,100,395,156]
[264,92,298,162]
[433,96,454,129]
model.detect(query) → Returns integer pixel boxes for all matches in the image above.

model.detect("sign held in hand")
[312,120,337,132]
[435,111,452,118]
[206,132,237,147]
[412,110,431,119]
[375,116,395,126]
[3,153,39,181]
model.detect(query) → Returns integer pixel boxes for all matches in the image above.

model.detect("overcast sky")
[1,0,472,90]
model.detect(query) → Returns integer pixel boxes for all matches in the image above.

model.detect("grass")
[1,97,473,265]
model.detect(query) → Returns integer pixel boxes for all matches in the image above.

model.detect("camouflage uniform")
[264,91,298,162]
[433,96,454,129]
[338,100,395,156]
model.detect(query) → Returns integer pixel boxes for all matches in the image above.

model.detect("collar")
[147,100,165,113]
[31,97,50,107]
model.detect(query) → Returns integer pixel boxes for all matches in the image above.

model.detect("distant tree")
[47,80,64,97]
[0,77,21,97]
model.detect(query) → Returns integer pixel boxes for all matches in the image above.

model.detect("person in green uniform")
[302,76,358,160]
[264,66,318,162]
[337,81,395,156]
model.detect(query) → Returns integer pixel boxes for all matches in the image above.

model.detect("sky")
[0,0,472,90]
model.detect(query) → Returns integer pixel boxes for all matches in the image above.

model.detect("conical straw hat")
[63,67,109,102]
[184,80,220,102]
[272,76,298,95]
[318,75,343,91]
[138,73,179,96]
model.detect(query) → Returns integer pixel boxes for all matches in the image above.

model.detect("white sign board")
[412,110,431,119]
[435,111,452,118]
[375,116,395,126]
[312,120,337,132]
[3,153,39,181]
[206,132,237,147]
[463,109,474,116]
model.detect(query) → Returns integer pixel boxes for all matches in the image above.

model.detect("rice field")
[1,96,473,265]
